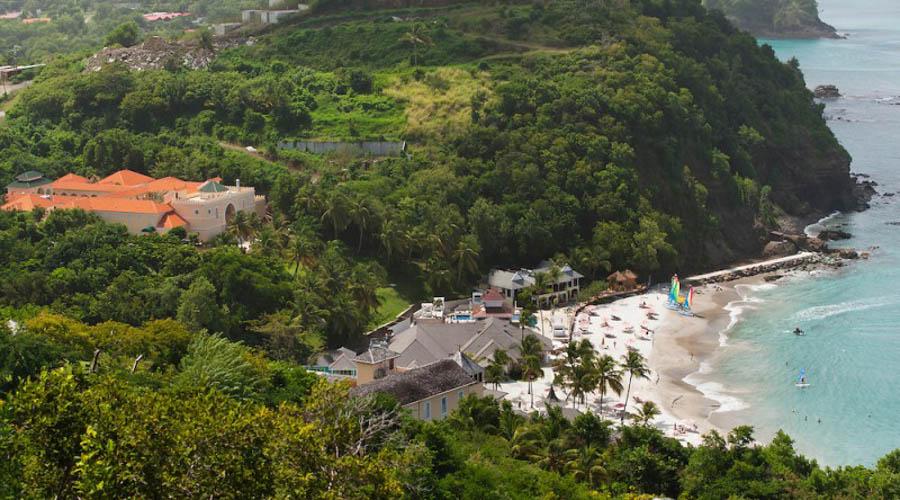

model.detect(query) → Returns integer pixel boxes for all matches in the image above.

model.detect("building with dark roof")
[353,342,400,384]
[5,170,52,195]
[350,359,484,421]
[388,317,552,370]
[488,261,583,306]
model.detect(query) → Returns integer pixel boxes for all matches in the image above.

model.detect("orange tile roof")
[51,181,131,193]
[159,212,187,228]
[53,173,90,184]
[97,169,155,186]
[1,194,82,211]
[106,177,203,199]
[71,197,173,214]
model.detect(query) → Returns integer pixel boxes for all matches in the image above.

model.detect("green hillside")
[704,0,839,38]
[0,1,895,498]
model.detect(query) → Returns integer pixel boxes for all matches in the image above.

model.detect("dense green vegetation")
[0,1,879,496]
[704,0,837,37]
[2,318,900,497]
[0,209,382,350]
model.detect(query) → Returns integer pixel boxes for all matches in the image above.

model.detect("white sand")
[496,291,714,446]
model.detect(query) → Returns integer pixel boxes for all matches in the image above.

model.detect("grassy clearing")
[309,91,406,140]
[369,286,412,329]
[384,66,493,143]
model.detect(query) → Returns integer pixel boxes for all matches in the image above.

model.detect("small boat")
[793,327,806,336]
[611,315,622,321]
[623,326,635,334]
[795,368,811,388]
[605,332,617,339]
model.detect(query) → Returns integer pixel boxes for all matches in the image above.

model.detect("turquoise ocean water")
[690,0,900,467]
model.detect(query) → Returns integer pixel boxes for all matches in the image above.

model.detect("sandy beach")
[496,274,778,445]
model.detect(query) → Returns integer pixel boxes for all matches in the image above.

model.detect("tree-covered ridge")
[703,0,839,38]
[2,0,852,285]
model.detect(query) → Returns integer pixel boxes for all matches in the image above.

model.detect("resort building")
[387,317,552,371]
[488,261,584,306]
[2,169,265,241]
[349,359,484,421]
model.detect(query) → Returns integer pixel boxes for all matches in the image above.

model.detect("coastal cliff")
[704,0,841,39]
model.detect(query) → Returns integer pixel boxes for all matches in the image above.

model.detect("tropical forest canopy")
[0,1,885,496]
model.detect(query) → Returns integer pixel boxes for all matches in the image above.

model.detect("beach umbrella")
[547,385,560,402]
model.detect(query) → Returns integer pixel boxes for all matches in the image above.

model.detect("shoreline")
[498,251,860,445]
[649,275,772,438]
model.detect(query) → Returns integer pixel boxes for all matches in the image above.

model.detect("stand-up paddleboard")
[795,368,810,388]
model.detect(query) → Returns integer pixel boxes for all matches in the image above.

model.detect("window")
[458,390,464,402]
[194,210,199,215]
[440,397,448,418]
[424,401,431,420]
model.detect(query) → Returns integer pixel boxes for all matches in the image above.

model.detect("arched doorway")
[225,203,236,223]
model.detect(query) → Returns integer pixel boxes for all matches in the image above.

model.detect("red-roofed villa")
[4,170,265,240]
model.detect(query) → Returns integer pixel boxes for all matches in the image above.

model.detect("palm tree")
[348,195,375,252]
[378,219,408,263]
[595,354,623,419]
[492,348,511,371]
[498,400,523,441]
[620,349,651,425]
[485,349,511,389]
[485,362,506,391]
[631,400,661,427]
[565,445,607,488]
[399,23,432,67]
[555,340,594,408]
[520,334,543,361]
[253,225,282,257]
[289,228,320,277]
[452,235,481,287]
[534,438,569,474]
[521,354,542,409]
[349,265,381,314]
[227,210,252,247]
[320,191,350,238]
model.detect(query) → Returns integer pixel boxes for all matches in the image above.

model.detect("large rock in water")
[814,85,841,99]
[818,229,852,241]
[763,240,797,258]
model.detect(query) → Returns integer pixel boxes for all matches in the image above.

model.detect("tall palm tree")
[289,228,320,277]
[485,362,505,391]
[399,23,432,67]
[631,400,661,427]
[565,445,607,488]
[595,354,623,419]
[227,210,251,247]
[349,265,381,314]
[452,235,480,287]
[378,218,408,264]
[348,195,375,252]
[492,348,511,371]
[521,354,542,409]
[321,192,350,238]
[620,349,651,425]
[520,334,543,361]
[253,225,282,257]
